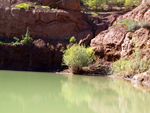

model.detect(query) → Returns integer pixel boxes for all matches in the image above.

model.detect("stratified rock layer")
[0,7,92,41]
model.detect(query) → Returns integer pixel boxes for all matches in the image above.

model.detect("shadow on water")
[0,70,150,113]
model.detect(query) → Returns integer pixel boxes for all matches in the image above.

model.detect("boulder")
[132,28,150,48]
[91,24,127,61]
[78,30,93,46]
[132,70,150,86]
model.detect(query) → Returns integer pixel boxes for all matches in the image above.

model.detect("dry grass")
[111,48,150,77]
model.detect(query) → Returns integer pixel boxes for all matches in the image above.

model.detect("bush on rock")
[63,44,94,74]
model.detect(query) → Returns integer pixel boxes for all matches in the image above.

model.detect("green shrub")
[111,48,150,76]
[63,44,94,74]
[116,19,140,32]
[42,6,50,9]
[21,27,33,44]
[116,19,150,32]
[127,20,140,32]
[139,21,150,29]
[34,2,40,5]
[13,27,33,46]
[34,6,39,9]
[91,12,98,16]
[69,36,76,43]
[124,0,140,10]
[15,3,31,10]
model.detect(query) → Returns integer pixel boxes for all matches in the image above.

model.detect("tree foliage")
[81,0,141,11]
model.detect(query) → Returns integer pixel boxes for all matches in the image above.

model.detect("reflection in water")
[61,80,93,105]
[61,76,150,113]
[0,71,150,113]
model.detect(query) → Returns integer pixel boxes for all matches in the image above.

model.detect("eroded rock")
[91,24,127,61]
[120,32,133,58]
[114,3,150,24]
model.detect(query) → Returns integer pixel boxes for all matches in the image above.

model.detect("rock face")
[91,2,150,61]
[120,28,150,58]
[91,24,127,61]
[0,1,93,71]
[0,39,63,71]
[113,3,150,24]
[0,0,81,11]
[0,6,92,42]
[39,0,81,11]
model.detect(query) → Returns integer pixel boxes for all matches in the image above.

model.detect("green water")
[0,71,150,113]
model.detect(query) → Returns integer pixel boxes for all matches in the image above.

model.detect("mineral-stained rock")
[91,24,127,61]
[120,32,133,58]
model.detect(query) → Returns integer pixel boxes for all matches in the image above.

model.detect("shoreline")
[108,74,150,92]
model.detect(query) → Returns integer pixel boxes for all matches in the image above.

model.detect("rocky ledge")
[0,39,63,71]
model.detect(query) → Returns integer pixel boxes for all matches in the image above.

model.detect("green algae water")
[0,70,150,113]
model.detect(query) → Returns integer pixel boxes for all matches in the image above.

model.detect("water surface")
[0,70,150,113]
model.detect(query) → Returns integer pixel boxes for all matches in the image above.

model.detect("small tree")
[63,44,94,74]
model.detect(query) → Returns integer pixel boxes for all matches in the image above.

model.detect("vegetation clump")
[32,6,39,9]
[69,36,76,43]
[34,2,40,5]
[90,12,98,16]
[124,0,141,10]
[13,27,33,46]
[115,19,140,32]
[116,19,150,32]
[15,3,31,10]
[81,0,141,11]
[111,48,150,77]
[63,44,94,74]
[139,20,150,29]
[42,6,50,9]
